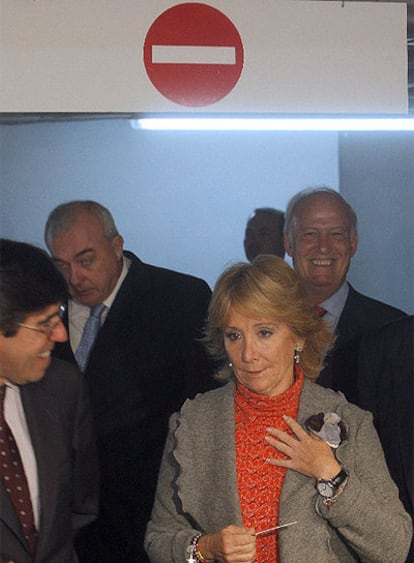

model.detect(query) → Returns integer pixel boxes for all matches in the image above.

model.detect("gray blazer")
[0,359,99,563]
[145,379,412,563]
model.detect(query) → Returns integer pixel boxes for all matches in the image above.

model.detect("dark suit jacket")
[317,285,407,403]
[0,359,99,563]
[358,316,414,562]
[53,252,218,563]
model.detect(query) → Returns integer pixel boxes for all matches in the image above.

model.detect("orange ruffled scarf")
[235,369,304,563]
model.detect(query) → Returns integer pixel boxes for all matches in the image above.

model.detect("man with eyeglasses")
[0,239,99,563]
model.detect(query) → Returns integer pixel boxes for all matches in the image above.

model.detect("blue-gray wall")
[339,131,414,314]
[0,119,412,312]
[0,119,338,286]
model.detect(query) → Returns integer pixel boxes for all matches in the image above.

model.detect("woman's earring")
[228,362,233,368]
[294,345,303,364]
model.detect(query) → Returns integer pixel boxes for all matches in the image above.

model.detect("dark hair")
[247,207,285,233]
[0,239,68,336]
[204,255,333,380]
[253,207,285,221]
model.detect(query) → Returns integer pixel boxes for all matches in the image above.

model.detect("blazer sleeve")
[145,385,240,563]
[315,407,413,563]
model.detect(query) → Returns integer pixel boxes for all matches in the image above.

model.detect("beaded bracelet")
[186,533,201,563]
[186,533,211,563]
[195,538,209,562]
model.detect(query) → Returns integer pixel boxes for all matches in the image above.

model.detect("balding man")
[284,187,406,400]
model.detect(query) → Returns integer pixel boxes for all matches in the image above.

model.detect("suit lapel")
[280,380,317,505]
[20,380,61,554]
[178,383,243,530]
[85,254,150,370]
[335,285,358,346]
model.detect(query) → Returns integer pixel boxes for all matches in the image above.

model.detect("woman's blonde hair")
[204,255,334,381]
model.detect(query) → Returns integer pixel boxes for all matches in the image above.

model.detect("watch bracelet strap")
[328,468,348,488]
[322,478,348,507]
[318,468,348,489]
[320,470,349,508]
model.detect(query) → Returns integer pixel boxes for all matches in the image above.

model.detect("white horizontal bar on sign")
[152,45,236,65]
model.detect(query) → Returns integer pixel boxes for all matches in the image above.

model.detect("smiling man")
[284,187,406,397]
[0,239,98,563]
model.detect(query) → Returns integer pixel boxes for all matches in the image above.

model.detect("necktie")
[0,385,37,552]
[313,305,327,318]
[75,303,106,373]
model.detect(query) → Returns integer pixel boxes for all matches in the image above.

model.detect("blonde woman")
[145,256,412,563]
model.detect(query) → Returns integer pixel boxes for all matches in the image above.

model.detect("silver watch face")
[317,480,335,498]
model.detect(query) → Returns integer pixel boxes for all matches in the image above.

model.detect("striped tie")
[313,305,327,318]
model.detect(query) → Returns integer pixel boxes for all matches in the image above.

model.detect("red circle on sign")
[143,3,244,107]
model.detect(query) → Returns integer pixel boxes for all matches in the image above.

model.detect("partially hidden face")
[0,303,67,385]
[223,306,304,397]
[50,212,124,307]
[244,212,285,262]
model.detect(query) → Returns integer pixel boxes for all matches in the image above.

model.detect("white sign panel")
[0,0,408,113]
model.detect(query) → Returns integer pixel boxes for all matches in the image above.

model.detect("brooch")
[305,412,347,448]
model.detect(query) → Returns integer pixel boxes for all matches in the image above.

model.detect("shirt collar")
[1,380,20,393]
[101,256,130,310]
[319,282,349,331]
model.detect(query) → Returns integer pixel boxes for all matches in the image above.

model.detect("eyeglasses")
[17,305,66,337]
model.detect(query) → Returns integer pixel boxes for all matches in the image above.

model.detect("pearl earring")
[294,345,303,364]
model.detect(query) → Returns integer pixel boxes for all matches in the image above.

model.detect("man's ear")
[350,232,358,257]
[284,233,294,257]
[112,235,124,260]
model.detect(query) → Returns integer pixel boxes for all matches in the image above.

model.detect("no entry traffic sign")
[143,3,244,107]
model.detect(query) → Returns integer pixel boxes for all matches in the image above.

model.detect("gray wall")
[340,132,414,313]
[0,119,412,313]
[0,118,338,287]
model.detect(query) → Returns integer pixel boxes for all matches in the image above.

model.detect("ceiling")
[1,1,413,124]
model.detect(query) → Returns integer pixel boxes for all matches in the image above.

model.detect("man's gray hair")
[44,200,119,249]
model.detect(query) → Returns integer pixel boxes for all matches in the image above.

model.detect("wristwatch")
[316,468,348,498]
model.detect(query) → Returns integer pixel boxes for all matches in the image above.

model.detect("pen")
[255,520,298,537]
